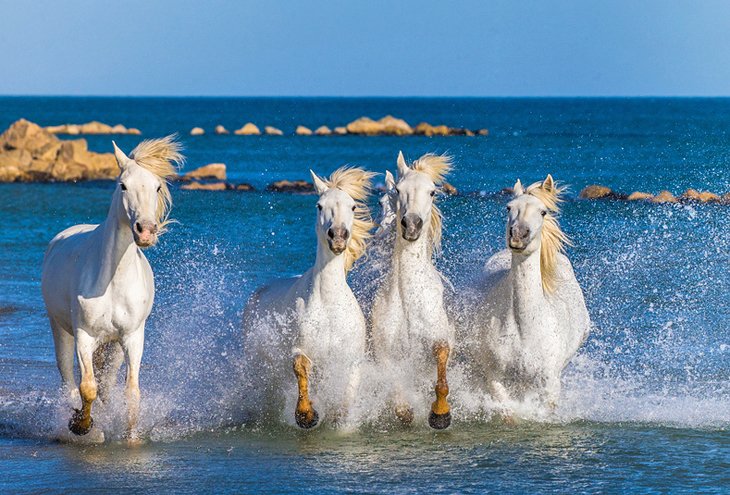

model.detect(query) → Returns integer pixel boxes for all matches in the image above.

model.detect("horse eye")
[351,205,356,211]
[120,183,127,191]
[541,210,547,216]
[430,190,436,197]
[316,204,322,211]
[156,185,161,193]
[506,205,511,211]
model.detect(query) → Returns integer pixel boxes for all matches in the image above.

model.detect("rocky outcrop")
[181,181,227,191]
[45,121,141,135]
[190,127,205,136]
[579,185,615,199]
[442,182,458,195]
[414,122,451,136]
[333,126,348,135]
[296,125,313,136]
[314,126,332,136]
[377,115,413,135]
[234,123,261,135]
[215,125,229,135]
[266,179,314,193]
[265,126,283,136]
[650,191,678,204]
[183,163,226,181]
[627,191,654,201]
[681,189,721,203]
[0,119,117,182]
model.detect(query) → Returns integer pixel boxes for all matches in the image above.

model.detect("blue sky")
[1,0,729,96]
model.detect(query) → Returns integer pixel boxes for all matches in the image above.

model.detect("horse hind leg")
[429,341,452,430]
[93,342,124,404]
[292,351,319,429]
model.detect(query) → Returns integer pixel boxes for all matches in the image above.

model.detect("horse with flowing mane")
[243,166,375,429]
[41,136,183,442]
[462,175,590,414]
[370,152,456,429]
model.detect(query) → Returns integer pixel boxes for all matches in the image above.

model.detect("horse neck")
[510,246,547,328]
[393,227,432,272]
[310,238,349,299]
[94,190,138,288]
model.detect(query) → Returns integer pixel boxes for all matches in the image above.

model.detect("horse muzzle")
[401,214,423,242]
[508,225,530,251]
[327,226,348,255]
[133,221,158,248]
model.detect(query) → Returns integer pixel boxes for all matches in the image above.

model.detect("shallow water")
[0,97,728,493]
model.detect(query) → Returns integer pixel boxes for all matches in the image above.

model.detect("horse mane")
[129,135,185,233]
[323,166,376,272]
[525,179,571,294]
[411,153,453,255]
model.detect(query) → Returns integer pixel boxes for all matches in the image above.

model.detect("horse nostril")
[151,224,158,234]
[401,217,408,228]
[415,217,423,230]
[135,222,143,233]
[327,228,335,239]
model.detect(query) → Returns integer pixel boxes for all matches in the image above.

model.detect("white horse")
[371,152,455,429]
[243,167,375,428]
[41,136,183,441]
[463,175,590,413]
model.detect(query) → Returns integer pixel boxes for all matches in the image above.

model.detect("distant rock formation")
[296,126,313,136]
[314,126,332,136]
[265,126,284,136]
[579,185,616,199]
[627,191,653,201]
[215,125,229,135]
[183,163,226,181]
[234,123,261,135]
[0,119,117,182]
[266,179,314,193]
[45,121,141,135]
[190,127,205,136]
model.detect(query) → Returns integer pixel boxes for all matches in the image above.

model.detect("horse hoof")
[395,405,414,425]
[68,409,94,436]
[428,411,451,430]
[295,410,319,429]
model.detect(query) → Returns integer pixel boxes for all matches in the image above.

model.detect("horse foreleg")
[121,329,144,444]
[429,341,452,430]
[393,381,414,425]
[292,352,319,429]
[69,330,97,436]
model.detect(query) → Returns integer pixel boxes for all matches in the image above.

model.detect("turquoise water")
[0,98,728,493]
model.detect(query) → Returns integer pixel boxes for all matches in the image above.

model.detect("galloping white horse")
[463,175,590,413]
[371,152,455,429]
[41,136,183,441]
[243,167,375,428]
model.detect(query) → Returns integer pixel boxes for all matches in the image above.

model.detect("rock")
[346,117,383,135]
[234,123,260,135]
[477,129,489,136]
[723,193,730,205]
[441,182,458,195]
[333,126,348,135]
[414,122,451,136]
[296,125,313,136]
[215,125,230,135]
[0,119,117,182]
[45,122,140,135]
[266,179,314,193]
[183,163,226,181]
[314,126,332,136]
[681,189,720,203]
[377,115,413,135]
[235,183,255,191]
[650,190,678,203]
[190,127,205,136]
[265,126,284,136]
[627,191,654,201]
[579,185,614,199]
[181,181,228,191]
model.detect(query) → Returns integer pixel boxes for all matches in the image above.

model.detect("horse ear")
[112,141,130,170]
[310,170,328,195]
[396,151,408,178]
[384,170,396,191]
[542,174,555,193]
[513,179,524,196]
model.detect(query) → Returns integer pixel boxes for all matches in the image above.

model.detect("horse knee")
[79,378,97,403]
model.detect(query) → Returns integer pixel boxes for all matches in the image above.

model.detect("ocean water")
[0,97,728,493]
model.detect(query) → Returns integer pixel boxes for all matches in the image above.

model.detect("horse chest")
[298,294,365,355]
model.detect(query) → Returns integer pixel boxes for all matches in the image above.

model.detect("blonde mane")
[411,153,453,255]
[129,135,185,233]
[323,166,376,272]
[525,178,571,294]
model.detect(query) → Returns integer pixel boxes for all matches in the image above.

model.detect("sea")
[0,97,728,493]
